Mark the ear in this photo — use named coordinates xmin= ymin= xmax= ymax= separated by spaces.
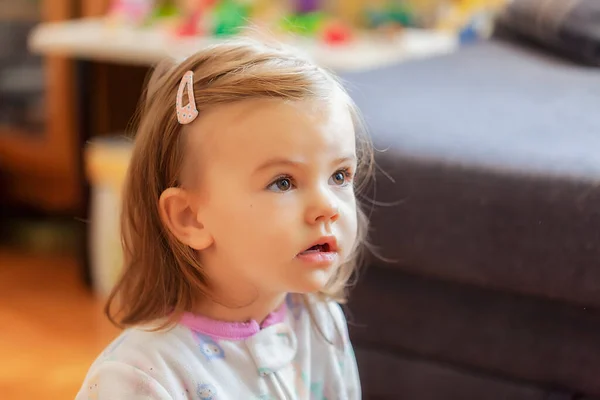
xmin=158 ymin=187 xmax=213 ymax=250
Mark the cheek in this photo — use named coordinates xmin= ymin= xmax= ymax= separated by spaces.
xmin=209 ymin=192 xmax=298 ymax=247
xmin=201 ymin=172 xmax=256 ymax=231
xmin=245 ymin=195 xmax=300 ymax=238
xmin=340 ymin=195 xmax=359 ymax=242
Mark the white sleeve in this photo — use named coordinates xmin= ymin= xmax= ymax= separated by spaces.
xmin=75 ymin=361 xmax=173 ymax=400
xmin=344 ymin=337 xmax=362 ymax=400
xmin=329 ymin=302 xmax=362 ymax=400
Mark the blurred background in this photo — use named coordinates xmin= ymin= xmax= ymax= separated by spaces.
xmin=1 ymin=0 xmax=600 ymax=399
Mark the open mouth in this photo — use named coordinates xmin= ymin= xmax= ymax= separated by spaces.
xmin=302 ymin=243 xmax=331 ymax=253
xmin=297 ymin=237 xmax=338 ymax=265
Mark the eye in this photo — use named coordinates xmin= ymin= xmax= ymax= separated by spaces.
xmin=329 ymin=169 xmax=352 ymax=186
xmin=267 ymin=176 xmax=295 ymax=192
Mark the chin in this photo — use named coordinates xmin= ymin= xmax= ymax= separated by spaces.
xmin=288 ymin=269 xmax=333 ymax=294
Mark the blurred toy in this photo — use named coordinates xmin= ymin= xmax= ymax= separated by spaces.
xmin=212 ymin=0 xmax=252 ymax=36
xmin=294 ymin=0 xmax=320 ymax=14
xmin=173 ymin=0 xmax=217 ymax=37
xmin=365 ymin=0 xmax=415 ymax=29
xmin=322 ymin=20 xmax=352 ymax=45
xmin=107 ymin=0 xmax=155 ymax=26
xmin=435 ymin=0 xmax=507 ymax=43
xmin=277 ymin=0 xmax=357 ymax=45
xmin=250 ymin=0 xmax=286 ymax=32
xmin=145 ymin=0 xmax=180 ymax=27
xmin=362 ymin=0 xmax=415 ymax=40
xmin=279 ymin=11 xmax=326 ymax=36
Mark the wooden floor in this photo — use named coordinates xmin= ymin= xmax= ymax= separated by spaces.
xmin=0 ymin=249 xmax=119 ymax=399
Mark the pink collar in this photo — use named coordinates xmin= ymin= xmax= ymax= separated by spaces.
xmin=179 ymin=301 xmax=288 ymax=341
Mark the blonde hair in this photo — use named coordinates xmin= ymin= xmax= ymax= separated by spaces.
xmin=105 ymin=38 xmax=374 ymax=329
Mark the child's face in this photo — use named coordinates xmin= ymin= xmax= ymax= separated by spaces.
xmin=187 ymin=96 xmax=358 ymax=299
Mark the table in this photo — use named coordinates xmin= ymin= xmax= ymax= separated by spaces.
xmin=29 ymin=18 xmax=457 ymax=71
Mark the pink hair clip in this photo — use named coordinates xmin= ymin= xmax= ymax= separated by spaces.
xmin=176 ymin=70 xmax=199 ymax=124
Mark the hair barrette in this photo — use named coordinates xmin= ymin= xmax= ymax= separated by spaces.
xmin=176 ymin=70 xmax=199 ymax=124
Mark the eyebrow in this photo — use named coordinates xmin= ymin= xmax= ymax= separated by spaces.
xmin=254 ymin=155 xmax=357 ymax=174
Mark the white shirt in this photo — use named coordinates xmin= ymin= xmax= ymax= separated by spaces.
xmin=76 ymin=294 xmax=361 ymax=399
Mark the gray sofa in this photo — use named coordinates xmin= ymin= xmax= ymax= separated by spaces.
xmin=343 ymin=38 xmax=600 ymax=399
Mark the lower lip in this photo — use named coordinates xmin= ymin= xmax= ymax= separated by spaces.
xmin=296 ymin=251 xmax=338 ymax=266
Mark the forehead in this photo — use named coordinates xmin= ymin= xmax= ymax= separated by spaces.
xmin=189 ymin=96 xmax=356 ymax=172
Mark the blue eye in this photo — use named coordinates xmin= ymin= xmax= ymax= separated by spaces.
xmin=267 ymin=176 xmax=295 ymax=192
xmin=329 ymin=169 xmax=352 ymax=186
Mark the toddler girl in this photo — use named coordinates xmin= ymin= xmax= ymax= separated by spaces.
xmin=77 ymin=38 xmax=373 ymax=400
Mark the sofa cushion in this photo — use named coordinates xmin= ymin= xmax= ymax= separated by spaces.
xmin=348 ymin=265 xmax=600 ymax=396
xmin=355 ymin=347 xmax=559 ymax=400
xmin=342 ymin=39 xmax=600 ymax=306
xmin=496 ymin=0 xmax=600 ymax=66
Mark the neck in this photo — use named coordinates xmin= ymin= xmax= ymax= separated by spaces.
xmin=193 ymin=291 xmax=287 ymax=325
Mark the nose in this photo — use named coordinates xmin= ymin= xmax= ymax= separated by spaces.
xmin=305 ymin=187 xmax=340 ymax=225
